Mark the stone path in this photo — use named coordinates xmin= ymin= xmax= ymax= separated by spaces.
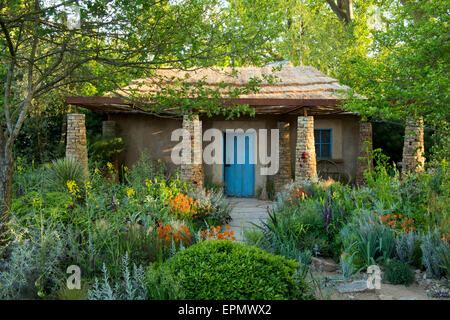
xmin=225 ymin=198 xmax=273 ymax=242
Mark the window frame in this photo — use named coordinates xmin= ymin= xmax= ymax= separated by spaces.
xmin=314 ymin=128 xmax=332 ymax=159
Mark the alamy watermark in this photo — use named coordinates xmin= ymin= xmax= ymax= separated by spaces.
xmin=366 ymin=265 xmax=382 ymax=289
xmin=171 ymin=128 xmax=280 ymax=175
xmin=66 ymin=265 xmax=81 ymax=290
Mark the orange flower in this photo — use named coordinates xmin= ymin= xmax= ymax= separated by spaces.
xmin=200 ymin=225 xmax=235 ymax=241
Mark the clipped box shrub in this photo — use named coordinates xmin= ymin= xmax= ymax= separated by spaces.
xmin=384 ymin=259 xmax=414 ymax=286
xmin=149 ymin=240 xmax=311 ymax=300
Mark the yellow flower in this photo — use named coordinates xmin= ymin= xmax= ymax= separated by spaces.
xmin=66 ymin=180 xmax=80 ymax=196
xmin=85 ymin=180 xmax=92 ymax=190
xmin=32 ymin=196 xmax=41 ymax=207
xmin=107 ymin=162 xmax=113 ymax=170
xmin=126 ymin=187 xmax=136 ymax=199
xmin=94 ymin=168 xmax=101 ymax=175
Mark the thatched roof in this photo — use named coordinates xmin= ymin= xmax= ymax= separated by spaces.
xmin=67 ymin=65 xmax=360 ymax=116
xmin=112 ymin=65 xmax=351 ymax=101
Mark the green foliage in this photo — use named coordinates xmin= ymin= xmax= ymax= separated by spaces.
xmin=257 ymin=207 xmax=311 ymax=260
xmin=157 ymin=240 xmax=311 ymax=300
xmin=244 ymin=228 xmax=266 ymax=249
xmin=340 ymin=252 xmax=356 ymax=281
xmin=126 ymin=151 xmax=167 ymax=188
xmin=0 ymin=226 xmax=70 ymax=299
xmin=12 ymin=158 xmax=47 ymax=196
xmin=11 ymin=191 xmax=73 ymax=224
xmin=56 ymin=284 xmax=89 ymax=300
xmin=88 ymin=135 xmax=125 ymax=168
xmin=145 ymin=263 xmax=186 ymax=300
xmin=343 ymin=1 xmax=449 ymax=162
xmin=46 ymin=158 xmax=87 ymax=192
xmin=13 ymin=92 xmax=67 ymax=164
xmin=88 ymin=254 xmax=147 ymax=300
xmin=349 ymin=214 xmax=395 ymax=267
xmin=420 ymin=229 xmax=448 ymax=279
xmin=190 ymin=188 xmax=232 ymax=226
xmin=384 ymin=259 xmax=414 ymax=286
xmin=411 ymin=240 xmax=423 ymax=270
xmin=395 ymin=231 xmax=416 ymax=264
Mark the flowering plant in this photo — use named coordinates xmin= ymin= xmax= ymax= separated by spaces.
xmin=374 ymin=213 xmax=416 ymax=233
xmin=168 ymin=193 xmax=204 ymax=220
xmin=199 ymin=225 xmax=235 ymax=241
xmin=157 ymin=222 xmax=192 ymax=247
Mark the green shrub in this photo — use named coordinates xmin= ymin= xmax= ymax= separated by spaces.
xmin=11 ymin=191 xmax=73 ymax=223
xmin=145 ymin=263 xmax=186 ymax=300
xmin=88 ymin=135 xmax=124 ymax=167
xmin=421 ymin=229 xmax=448 ymax=278
xmin=339 ymin=212 xmax=395 ymax=268
xmin=47 ymin=158 xmax=87 ymax=191
xmin=395 ymin=231 xmax=416 ymax=264
xmin=151 ymin=240 xmax=311 ymax=300
xmin=126 ymin=151 xmax=166 ymax=187
xmin=384 ymin=259 xmax=414 ymax=286
xmin=0 ymin=227 xmax=68 ymax=299
xmin=190 ymin=188 xmax=232 ymax=226
xmin=411 ymin=239 xmax=423 ymax=269
xmin=88 ymin=253 xmax=147 ymax=300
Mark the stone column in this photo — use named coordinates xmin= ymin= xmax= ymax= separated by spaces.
xmin=180 ymin=115 xmax=204 ymax=189
xmin=295 ymin=116 xmax=317 ymax=182
xmin=66 ymin=113 xmax=88 ymax=171
xmin=402 ymin=118 xmax=425 ymax=175
xmin=102 ymin=120 xmax=116 ymax=138
xmin=356 ymin=121 xmax=373 ymax=185
xmin=274 ymin=122 xmax=292 ymax=193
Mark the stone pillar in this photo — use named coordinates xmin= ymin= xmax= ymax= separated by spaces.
xmin=180 ymin=115 xmax=204 ymax=189
xmin=295 ymin=116 xmax=317 ymax=182
xmin=66 ymin=113 xmax=88 ymax=171
xmin=274 ymin=122 xmax=292 ymax=193
xmin=355 ymin=121 xmax=373 ymax=185
xmin=102 ymin=120 xmax=116 ymax=138
xmin=402 ymin=118 xmax=425 ymax=175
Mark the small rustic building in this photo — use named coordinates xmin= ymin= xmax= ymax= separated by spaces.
xmin=66 ymin=65 xmax=374 ymax=197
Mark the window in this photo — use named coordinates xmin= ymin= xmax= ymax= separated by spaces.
xmin=314 ymin=129 xmax=332 ymax=159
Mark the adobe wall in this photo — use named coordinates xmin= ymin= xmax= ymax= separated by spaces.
xmin=109 ymin=113 xmax=182 ymax=174
xmin=109 ymin=113 xmax=361 ymax=188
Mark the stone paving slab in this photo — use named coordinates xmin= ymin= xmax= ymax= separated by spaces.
xmin=224 ymin=197 xmax=273 ymax=242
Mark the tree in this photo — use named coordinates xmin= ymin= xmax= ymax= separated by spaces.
xmin=343 ymin=0 xmax=449 ymax=162
xmin=229 ymin=0 xmax=376 ymax=80
xmin=325 ymin=0 xmax=353 ymax=24
xmin=0 ymin=0 xmax=276 ymax=241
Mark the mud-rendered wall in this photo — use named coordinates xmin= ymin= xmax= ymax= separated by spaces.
xmin=109 ymin=114 xmax=182 ymax=174
xmin=110 ymin=113 xmax=361 ymax=188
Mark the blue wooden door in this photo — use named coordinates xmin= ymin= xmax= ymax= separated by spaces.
xmin=223 ymin=131 xmax=255 ymax=197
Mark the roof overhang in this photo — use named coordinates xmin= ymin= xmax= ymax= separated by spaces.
xmin=66 ymin=96 xmax=357 ymax=116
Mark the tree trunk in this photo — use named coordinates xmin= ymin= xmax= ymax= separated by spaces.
xmin=0 ymin=151 xmax=14 ymax=245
